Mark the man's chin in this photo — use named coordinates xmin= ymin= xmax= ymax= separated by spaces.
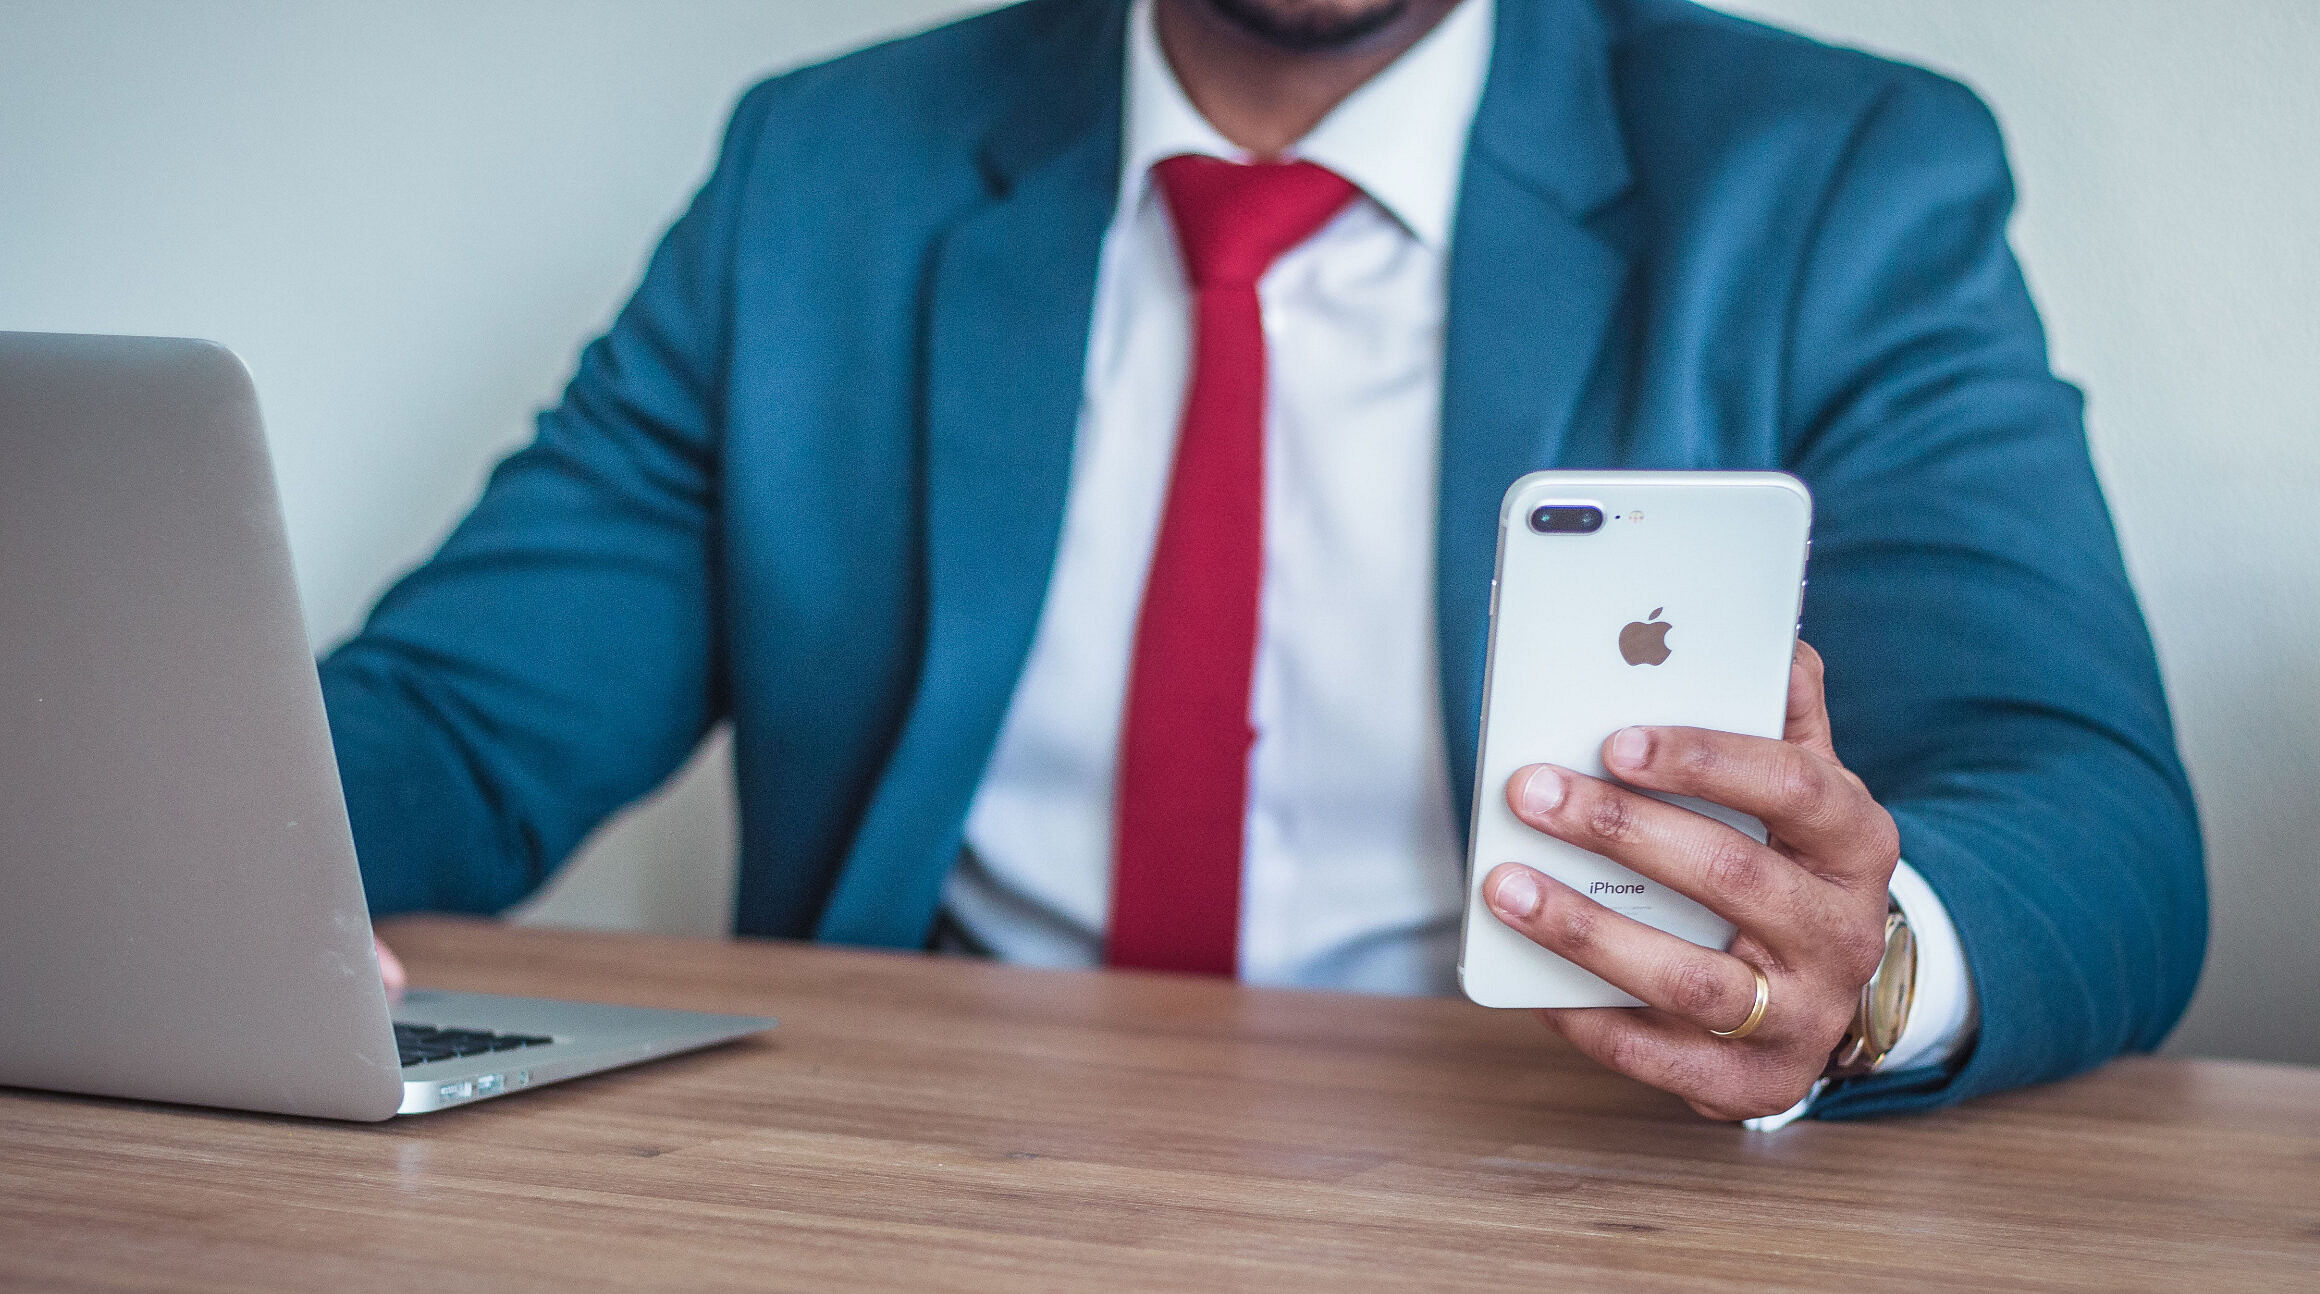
xmin=1197 ymin=0 xmax=1414 ymax=54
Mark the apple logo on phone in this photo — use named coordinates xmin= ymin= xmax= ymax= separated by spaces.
xmin=1619 ymin=607 xmax=1673 ymax=666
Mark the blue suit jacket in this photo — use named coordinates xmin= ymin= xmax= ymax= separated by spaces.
xmin=321 ymin=0 xmax=2205 ymax=1116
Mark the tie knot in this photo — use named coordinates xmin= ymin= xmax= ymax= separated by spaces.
xmin=1153 ymin=155 xmax=1360 ymax=290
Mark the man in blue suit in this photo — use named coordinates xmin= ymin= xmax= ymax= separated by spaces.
xmin=326 ymin=0 xmax=2205 ymax=1123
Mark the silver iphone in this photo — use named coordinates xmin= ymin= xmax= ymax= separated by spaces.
xmin=1459 ymin=471 xmax=1813 ymax=1009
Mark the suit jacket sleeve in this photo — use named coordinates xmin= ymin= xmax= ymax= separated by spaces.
xmin=1784 ymin=70 xmax=2206 ymax=1115
xmin=318 ymin=83 xmax=779 ymax=916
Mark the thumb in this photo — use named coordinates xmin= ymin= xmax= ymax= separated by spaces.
xmin=1785 ymin=640 xmax=1839 ymax=763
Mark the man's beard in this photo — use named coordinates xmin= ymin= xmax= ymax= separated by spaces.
xmin=1197 ymin=0 xmax=1413 ymax=53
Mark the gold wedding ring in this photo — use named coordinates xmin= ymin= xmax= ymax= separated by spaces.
xmin=1710 ymin=965 xmax=1771 ymax=1040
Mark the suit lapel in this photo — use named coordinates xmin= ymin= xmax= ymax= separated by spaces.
xmin=1436 ymin=0 xmax=1635 ymax=829
xmin=815 ymin=3 xmax=1127 ymax=947
xmin=817 ymin=0 xmax=1637 ymax=940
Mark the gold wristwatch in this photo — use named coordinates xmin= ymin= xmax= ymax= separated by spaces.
xmin=1825 ymin=902 xmax=1917 ymax=1078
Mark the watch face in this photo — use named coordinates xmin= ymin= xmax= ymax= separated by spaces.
xmin=1864 ymin=912 xmax=1918 ymax=1059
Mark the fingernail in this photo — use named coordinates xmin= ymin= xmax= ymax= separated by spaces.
xmin=1608 ymin=726 xmax=1651 ymax=771
xmin=1520 ymin=765 xmax=1566 ymax=816
xmin=1491 ymin=866 xmax=1544 ymax=920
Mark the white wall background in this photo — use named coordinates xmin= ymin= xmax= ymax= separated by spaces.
xmin=3 ymin=0 xmax=2313 ymax=1064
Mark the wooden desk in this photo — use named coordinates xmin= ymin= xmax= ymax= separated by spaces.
xmin=3 ymin=918 xmax=2314 ymax=1290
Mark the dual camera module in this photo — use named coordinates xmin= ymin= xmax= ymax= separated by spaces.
xmin=1529 ymin=505 xmax=1604 ymax=534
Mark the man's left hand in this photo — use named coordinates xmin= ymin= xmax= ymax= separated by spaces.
xmin=1481 ymin=642 xmax=1900 ymax=1121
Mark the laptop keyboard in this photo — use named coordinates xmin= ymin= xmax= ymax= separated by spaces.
xmin=394 ymin=1021 xmax=555 ymax=1068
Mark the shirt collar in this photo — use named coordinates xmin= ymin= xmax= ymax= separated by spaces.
xmin=1118 ymin=0 xmax=1496 ymax=249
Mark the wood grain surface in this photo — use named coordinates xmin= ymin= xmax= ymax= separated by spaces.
xmin=3 ymin=916 xmax=2315 ymax=1291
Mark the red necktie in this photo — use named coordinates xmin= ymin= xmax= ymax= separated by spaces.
xmin=1107 ymin=155 xmax=1358 ymax=975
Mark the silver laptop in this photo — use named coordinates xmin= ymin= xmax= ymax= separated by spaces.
xmin=0 ymin=332 xmax=773 ymax=1120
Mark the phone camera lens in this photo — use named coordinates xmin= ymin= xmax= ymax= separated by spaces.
xmin=1529 ymin=505 xmax=1604 ymax=535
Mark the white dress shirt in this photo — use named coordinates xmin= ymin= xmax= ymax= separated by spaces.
xmin=944 ymin=0 xmax=1973 ymax=1090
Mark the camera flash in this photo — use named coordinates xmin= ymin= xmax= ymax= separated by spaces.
xmin=1628 ymin=510 xmax=1645 ymax=522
